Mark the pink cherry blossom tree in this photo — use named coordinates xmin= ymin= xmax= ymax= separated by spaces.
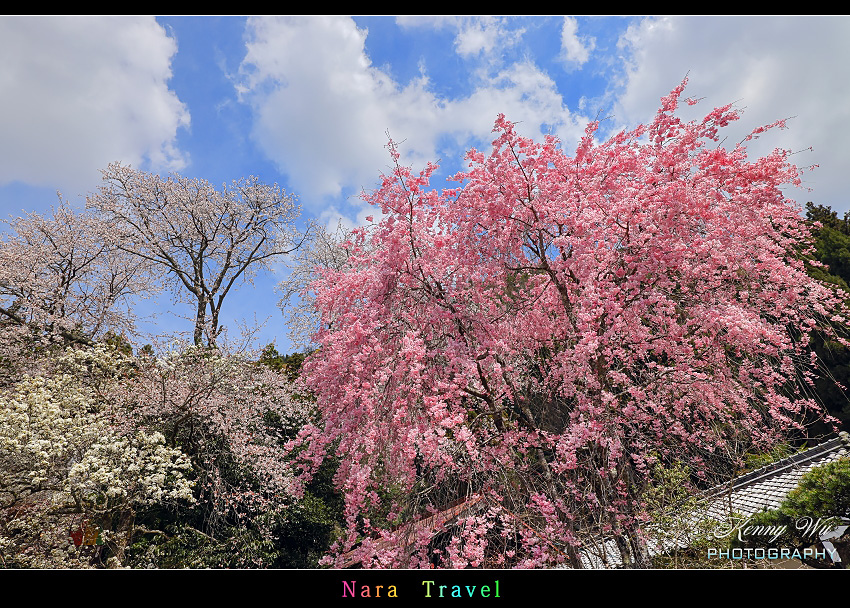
xmin=88 ymin=164 xmax=305 ymax=346
xmin=295 ymin=80 xmax=846 ymax=568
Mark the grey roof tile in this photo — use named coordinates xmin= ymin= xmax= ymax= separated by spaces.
xmin=580 ymin=432 xmax=850 ymax=568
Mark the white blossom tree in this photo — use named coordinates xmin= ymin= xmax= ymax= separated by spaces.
xmin=277 ymin=220 xmax=356 ymax=351
xmin=67 ymin=429 xmax=195 ymax=566
xmin=89 ymin=163 xmax=305 ymax=346
xmin=0 ymin=201 xmax=152 ymax=363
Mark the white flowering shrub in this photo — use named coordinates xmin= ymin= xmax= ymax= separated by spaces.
xmin=68 ymin=430 xmax=195 ymax=509
xmin=0 ymin=372 xmax=102 ymax=497
xmin=0 ymin=344 xmax=195 ymax=567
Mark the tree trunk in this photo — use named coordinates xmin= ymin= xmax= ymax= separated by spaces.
xmin=194 ymin=296 xmax=207 ymax=346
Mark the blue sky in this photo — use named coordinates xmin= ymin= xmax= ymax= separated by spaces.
xmin=2 ymin=15 xmax=849 ymax=355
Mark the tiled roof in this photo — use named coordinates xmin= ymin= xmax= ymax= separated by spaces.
xmin=704 ymin=431 xmax=850 ymax=521
xmin=579 ymin=431 xmax=850 ymax=568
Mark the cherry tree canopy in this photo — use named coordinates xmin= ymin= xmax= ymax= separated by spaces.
xmin=88 ymin=164 xmax=304 ymax=346
xmin=295 ymin=80 xmax=846 ymax=568
xmin=0 ymin=202 xmax=150 ymax=349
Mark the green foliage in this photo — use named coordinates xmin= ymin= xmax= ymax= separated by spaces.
xmin=782 ymin=456 xmax=850 ymax=519
xmin=651 ymin=457 xmax=850 ymax=568
xmin=802 ymin=203 xmax=850 ymax=432
xmin=731 ymin=457 xmax=850 ymax=568
xmin=804 ymin=201 xmax=850 ymax=291
xmin=741 ymin=443 xmax=805 ymax=473
xmin=123 ymin=345 xmax=344 ymax=568
xmin=258 ymin=343 xmax=306 ymax=381
xmin=272 ymin=488 xmax=342 ymax=568
xmin=127 ymin=453 xmax=345 ymax=568
xmin=642 ymin=462 xmax=732 ymax=568
xmin=650 ymin=519 xmax=733 ymax=569
xmin=102 ymin=332 xmax=134 ymax=357
xmin=126 ymin=521 xmax=282 ymax=569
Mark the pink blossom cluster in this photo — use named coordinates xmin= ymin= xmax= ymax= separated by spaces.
xmin=297 ymin=80 xmax=846 ymax=568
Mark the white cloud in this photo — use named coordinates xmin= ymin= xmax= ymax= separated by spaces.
xmin=238 ymin=16 xmax=438 ymax=205
xmin=454 ymin=16 xmax=524 ymax=59
xmin=442 ymin=61 xmax=587 ymax=148
xmin=613 ymin=16 xmax=850 ymax=211
xmin=0 ymin=16 xmax=189 ymax=197
xmin=238 ymin=16 xmax=583 ymax=214
xmin=455 ymin=21 xmax=496 ymax=57
xmin=395 ymin=16 xmax=459 ymax=30
xmin=559 ymin=17 xmax=595 ymax=69
xmin=397 ymin=16 xmax=525 ymax=65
